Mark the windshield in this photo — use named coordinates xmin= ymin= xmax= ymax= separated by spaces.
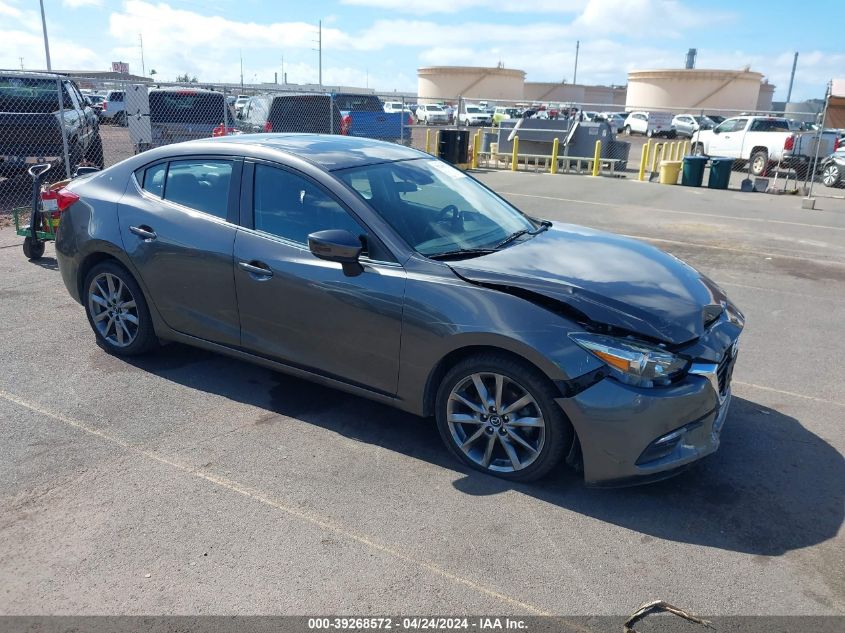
xmin=0 ymin=76 xmax=71 ymax=112
xmin=337 ymin=158 xmax=536 ymax=257
xmin=149 ymin=91 xmax=226 ymax=124
xmin=466 ymin=107 xmax=481 ymax=113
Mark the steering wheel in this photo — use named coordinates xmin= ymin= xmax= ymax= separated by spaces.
xmin=434 ymin=204 xmax=463 ymax=232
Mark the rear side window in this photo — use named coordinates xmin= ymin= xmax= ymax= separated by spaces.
xmin=140 ymin=162 xmax=167 ymax=197
xmin=164 ymin=160 xmax=233 ymax=219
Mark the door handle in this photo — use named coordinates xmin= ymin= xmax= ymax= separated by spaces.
xmin=129 ymin=225 xmax=157 ymax=240
xmin=239 ymin=261 xmax=273 ymax=278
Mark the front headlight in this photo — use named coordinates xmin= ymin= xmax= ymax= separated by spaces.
xmin=569 ymin=332 xmax=688 ymax=388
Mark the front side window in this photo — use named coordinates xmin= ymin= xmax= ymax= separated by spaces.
xmin=253 ymin=164 xmax=366 ymax=247
xmin=338 ymin=158 xmax=536 ymax=257
xmin=163 ymin=159 xmax=233 ymax=219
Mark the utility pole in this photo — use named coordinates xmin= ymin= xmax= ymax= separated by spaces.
xmin=240 ymin=50 xmax=244 ymax=91
xmin=573 ymin=40 xmax=580 ymax=85
xmin=318 ymin=20 xmax=322 ymax=86
xmin=19 ymin=57 xmax=24 ymax=69
xmin=139 ymin=33 xmax=146 ymax=77
xmin=38 ymin=0 xmax=71 ymax=178
xmin=786 ymin=51 xmax=799 ymax=103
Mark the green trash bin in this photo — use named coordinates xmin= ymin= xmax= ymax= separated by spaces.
xmin=681 ymin=156 xmax=708 ymax=187
xmin=708 ymin=157 xmax=732 ymax=189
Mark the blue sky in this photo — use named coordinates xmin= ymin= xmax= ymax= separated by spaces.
xmin=0 ymin=0 xmax=841 ymax=101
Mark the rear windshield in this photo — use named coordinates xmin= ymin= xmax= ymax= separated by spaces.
xmin=749 ymin=119 xmax=790 ymax=132
xmin=269 ymin=95 xmax=342 ymax=133
xmin=333 ymin=94 xmax=383 ymax=112
xmin=0 ymin=76 xmax=70 ymax=112
xmin=149 ymin=91 xmax=227 ymax=124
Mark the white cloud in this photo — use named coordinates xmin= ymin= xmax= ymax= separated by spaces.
xmin=340 ymin=0 xmax=587 ymax=14
xmin=63 ymin=0 xmax=104 ymax=7
xmin=0 ymin=1 xmax=22 ymax=18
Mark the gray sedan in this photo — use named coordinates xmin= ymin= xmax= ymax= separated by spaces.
xmin=54 ymin=134 xmax=743 ymax=486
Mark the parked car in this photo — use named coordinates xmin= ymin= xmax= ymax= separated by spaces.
xmin=333 ymin=93 xmax=409 ymax=141
xmin=671 ymin=114 xmax=714 ymax=138
xmin=86 ymin=93 xmax=106 ymax=117
xmin=149 ymin=87 xmax=235 ymax=146
xmin=384 ymin=101 xmax=412 ymax=115
xmin=820 ymin=146 xmax=845 ymax=187
xmin=99 ymin=89 xmax=126 ymax=126
xmin=416 ymin=104 xmax=448 ymax=125
xmin=233 ymin=95 xmax=250 ymax=116
xmin=240 ymin=94 xmax=343 ymax=134
xmin=55 ymin=134 xmax=743 ymax=486
xmin=0 ymin=71 xmax=103 ymax=177
xmin=595 ymin=112 xmax=625 ymax=133
xmin=492 ymin=106 xmax=520 ymax=126
xmin=623 ymin=111 xmax=676 ymax=138
xmin=707 ymin=115 xmax=726 ymax=125
xmin=692 ymin=116 xmax=839 ymax=177
xmin=460 ymin=105 xmax=492 ymax=126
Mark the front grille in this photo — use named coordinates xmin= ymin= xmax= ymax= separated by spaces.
xmin=716 ymin=346 xmax=737 ymax=396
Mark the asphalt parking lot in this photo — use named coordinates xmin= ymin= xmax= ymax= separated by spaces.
xmin=0 ymin=172 xmax=843 ymax=618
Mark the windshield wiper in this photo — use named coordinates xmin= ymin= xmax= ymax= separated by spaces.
xmin=494 ymin=221 xmax=551 ymax=249
xmin=426 ymin=248 xmax=498 ymax=261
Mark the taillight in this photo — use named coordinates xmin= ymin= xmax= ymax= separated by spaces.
xmin=340 ymin=115 xmax=352 ymax=135
xmin=407 ymin=114 xmax=413 ymax=126
xmin=56 ymin=188 xmax=80 ymax=211
xmin=784 ymin=135 xmax=795 ymax=151
xmin=263 ymin=120 xmax=273 ymax=132
xmin=212 ymin=124 xmax=226 ymax=137
xmin=102 ymin=101 xmax=107 ymax=111
xmin=835 ymin=137 xmax=841 ymax=152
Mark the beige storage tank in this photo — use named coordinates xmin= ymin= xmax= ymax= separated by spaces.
xmin=626 ymin=69 xmax=767 ymax=112
xmin=417 ymin=66 xmax=525 ymax=102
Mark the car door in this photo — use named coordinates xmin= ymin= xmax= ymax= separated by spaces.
xmin=118 ymin=156 xmax=243 ymax=346
xmin=710 ymin=118 xmax=747 ymax=157
xmin=234 ymin=161 xmax=406 ymax=396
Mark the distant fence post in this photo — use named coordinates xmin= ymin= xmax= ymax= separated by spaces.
xmin=400 ymin=95 xmax=405 ymax=144
xmin=329 ymin=91 xmax=335 ymax=135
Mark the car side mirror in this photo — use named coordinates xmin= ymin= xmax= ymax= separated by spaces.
xmin=308 ymin=229 xmax=364 ymax=277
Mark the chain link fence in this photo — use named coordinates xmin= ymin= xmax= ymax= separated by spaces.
xmin=2 ymin=70 xmax=842 ymax=214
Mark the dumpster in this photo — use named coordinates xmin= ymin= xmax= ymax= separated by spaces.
xmin=438 ymin=129 xmax=470 ymax=167
xmin=708 ymin=157 xmax=733 ymax=189
xmin=681 ymin=156 xmax=708 ymax=187
xmin=659 ymin=160 xmax=682 ymax=184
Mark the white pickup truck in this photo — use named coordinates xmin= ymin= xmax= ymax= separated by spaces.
xmin=691 ymin=116 xmax=837 ymax=177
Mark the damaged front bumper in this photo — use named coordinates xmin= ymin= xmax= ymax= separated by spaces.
xmin=556 ymin=355 xmax=734 ymax=487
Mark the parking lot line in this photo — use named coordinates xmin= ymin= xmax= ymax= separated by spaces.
xmin=718 ymin=280 xmax=845 ymax=302
xmin=0 ymin=387 xmax=594 ymax=621
xmin=733 ymin=382 xmax=845 ymax=408
xmin=619 ymin=234 xmax=845 ymax=266
xmin=498 ymin=191 xmax=845 ymax=233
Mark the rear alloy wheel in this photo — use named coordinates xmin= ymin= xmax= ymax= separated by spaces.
xmin=822 ymin=163 xmax=841 ymax=187
xmin=436 ymin=354 xmax=571 ymax=481
xmin=84 ymin=262 xmax=156 ymax=355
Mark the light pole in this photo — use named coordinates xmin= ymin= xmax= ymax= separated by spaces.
xmin=39 ymin=0 xmax=72 ymax=178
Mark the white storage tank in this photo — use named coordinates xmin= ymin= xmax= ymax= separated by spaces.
xmin=626 ymin=69 xmax=768 ymax=112
xmin=417 ymin=66 xmax=525 ymax=102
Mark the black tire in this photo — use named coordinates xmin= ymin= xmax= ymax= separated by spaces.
xmin=83 ymin=261 xmax=157 ymax=356
xmin=23 ymin=237 xmax=45 ymax=261
xmin=624 ymin=125 xmax=632 ymax=136
xmin=86 ymin=134 xmax=104 ymax=169
xmin=750 ymin=150 xmax=769 ymax=176
xmin=435 ymin=353 xmax=572 ymax=482
xmin=821 ymin=163 xmax=841 ymax=188
xmin=116 ymin=111 xmax=127 ymax=127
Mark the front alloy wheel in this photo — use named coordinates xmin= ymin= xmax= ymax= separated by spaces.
xmin=436 ymin=354 xmax=571 ymax=481
xmin=822 ymin=163 xmax=841 ymax=187
xmin=88 ymin=271 xmax=139 ymax=348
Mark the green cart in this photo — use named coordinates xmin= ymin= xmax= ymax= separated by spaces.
xmin=13 ymin=163 xmax=58 ymax=261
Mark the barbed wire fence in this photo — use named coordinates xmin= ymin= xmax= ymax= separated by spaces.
xmin=1 ymin=71 xmax=839 ymax=214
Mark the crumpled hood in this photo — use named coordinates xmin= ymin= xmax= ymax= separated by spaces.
xmin=449 ymin=224 xmax=729 ymax=345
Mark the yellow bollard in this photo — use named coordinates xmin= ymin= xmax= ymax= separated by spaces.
xmin=550 ymin=137 xmax=560 ymax=174
xmin=659 ymin=142 xmax=667 ymax=166
xmin=591 ymin=140 xmax=601 ymax=176
xmin=682 ymin=140 xmax=690 ymax=158
xmin=674 ymin=142 xmax=681 ymax=161
xmin=433 ymin=130 xmax=440 ymax=158
xmin=425 ymin=129 xmax=431 ymax=154
xmin=471 ymin=130 xmax=480 ymax=169
xmin=650 ymin=142 xmax=661 ymax=174
xmin=511 ymin=136 xmax=519 ymax=172
xmin=668 ymin=142 xmax=676 ymax=161
xmin=638 ymin=141 xmax=650 ymax=181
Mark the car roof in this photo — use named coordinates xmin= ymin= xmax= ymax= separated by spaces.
xmin=0 ymin=70 xmax=68 ymax=81
xmin=163 ymin=133 xmax=429 ymax=171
